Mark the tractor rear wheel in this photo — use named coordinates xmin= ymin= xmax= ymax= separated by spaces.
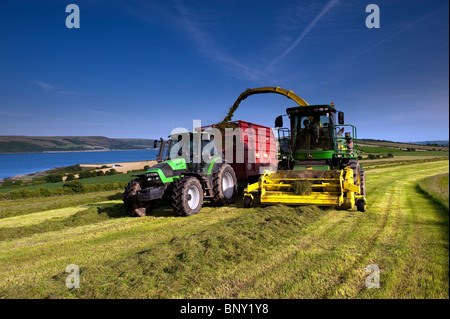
xmin=211 ymin=164 xmax=238 ymax=206
xmin=123 ymin=179 xmax=153 ymax=217
xmin=170 ymin=177 xmax=204 ymax=216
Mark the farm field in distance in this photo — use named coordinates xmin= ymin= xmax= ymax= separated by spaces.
xmin=0 ymin=159 xmax=448 ymax=299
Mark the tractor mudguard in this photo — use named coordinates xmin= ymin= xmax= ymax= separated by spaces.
xmin=206 ymin=157 xmax=223 ymax=175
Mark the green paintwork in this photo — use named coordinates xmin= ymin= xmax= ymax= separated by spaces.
xmin=293 ymin=150 xmax=335 ymax=160
xmin=165 ymin=158 xmax=187 ymax=170
xmin=145 ymin=168 xmax=179 ymax=184
xmin=144 ymin=158 xmax=188 ymax=184
xmin=293 ymin=165 xmax=330 ymax=171
xmin=207 ymin=157 xmax=221 ymax=175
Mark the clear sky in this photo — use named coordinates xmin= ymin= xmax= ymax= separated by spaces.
xmin=0 ymin=0 xmax=448 ymax=142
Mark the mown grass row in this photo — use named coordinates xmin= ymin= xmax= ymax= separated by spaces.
xmin=417 ymin=173 xmax=449 ymax=210
xmin=0 ymin=160 xmax=448 ymax=298
xmin=0 ymin=191 xmax=123 ymax=219
xmin=362 ymin=156 xmax=449 ymax=170
xmin=0 ymin=182 xmax=127 ymax=201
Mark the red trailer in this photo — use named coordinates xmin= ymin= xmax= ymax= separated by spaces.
xmin=200 ymin=120 xmax=278 ymax=181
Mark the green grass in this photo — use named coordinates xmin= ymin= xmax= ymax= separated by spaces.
xmin=0 ymin=171 xmax=145 ymax=194
xmin=359 ymin=146 xmax=400 ymax=153
xmin=361 ymin=157 xmax=449 ymax=169
xmin=358 ymin=146 xmax=449 ymax=158
xmin=418 ymin=173 xmax=449 ymax=210
xmin=0 ymin=160 xmax=448 ymax=299
xmin=393 ymin=151 xmax=449 ymax=156
xmin=0 ymin=191 xmax=122 ymax=219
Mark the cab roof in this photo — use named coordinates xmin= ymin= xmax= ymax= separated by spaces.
xmin=286 ymin=104 xmax=336 ymax=115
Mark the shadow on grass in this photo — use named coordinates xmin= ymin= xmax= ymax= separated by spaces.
xmin=103 ymin=200 xmax=178 ymax=218
xmin=415 ymin=183 xmax=449 ymax=247
xmin=415 ymin=184 xmax=449 ymax=212
xmin=107 ymin=192 xmax=123 ymax=200
xmin=152 ymin=205 xmax=177 ymax=218
xmin=97 ymin=203 xmax=128 ymax=219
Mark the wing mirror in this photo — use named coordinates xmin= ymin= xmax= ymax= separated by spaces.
xmin=275 ymin=115 xmax=283 ymax=127
xmin=338 ymin=112 xmax=344 ymax=125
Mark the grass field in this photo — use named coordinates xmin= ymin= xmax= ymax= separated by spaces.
xmin=358 ymin=146 xmax=449 ymax=157
xmin=358 ymin=146 xmax=400 ymax=153
xmin=418 ymin=173 xmax=449 ymax=210
xmin=0 ymin=171 xmax=145 ymax=194
xmin=0 ymin=160 xmax=448 ymax=299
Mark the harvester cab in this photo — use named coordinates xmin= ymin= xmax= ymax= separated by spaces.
xmin=123 ymin=131 xmax=238 ymax=217
xmin=241 ymin=87 xmax=366 ymax=212
xmin=276 ymin=104 xmax=358 ymax=170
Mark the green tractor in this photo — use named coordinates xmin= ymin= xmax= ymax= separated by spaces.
xmin=123 ymin=131 xmax=238 ymax=217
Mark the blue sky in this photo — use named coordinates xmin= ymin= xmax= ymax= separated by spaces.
xmin=0 ymin=0 xmax=448 ymax=142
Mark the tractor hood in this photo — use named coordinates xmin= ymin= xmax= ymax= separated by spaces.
xmin=144 ymin=158 xmax=188 ymax=183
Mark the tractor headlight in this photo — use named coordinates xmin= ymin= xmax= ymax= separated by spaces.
xmin=146 ymin=172 xmax=160 ymax=181
xmin=146 ymin=172 xmax=159 ymax=177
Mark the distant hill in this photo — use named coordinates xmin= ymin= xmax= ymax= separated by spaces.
xmin=1 ymin=136 xmax=448 ymax=154
xmin=358 ymin=139 xmax=449 ymax=151
xmin=0 ymin=136 xmax=157 ymax=153
xmin=410 ymin=140 xmax=449 ymax=146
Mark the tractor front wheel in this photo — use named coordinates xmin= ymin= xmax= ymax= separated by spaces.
xmin=171 ymin=177 xmax=204 ymax=216
xmin=123 ymin=179 xmax=153 ymax=217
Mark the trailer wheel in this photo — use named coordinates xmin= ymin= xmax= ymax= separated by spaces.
xmin=211 ymin=164 xmax=238 ymax=206
xmin=171 ymin=177 xmax=204 ymax=216
xmin=123 ymin=179 xmax=153 ymax=217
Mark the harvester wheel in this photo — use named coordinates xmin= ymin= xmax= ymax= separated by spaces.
xmin=347 ymin=159 xmax=360 ymax=185
xmin=359 ymin=168 xmax=366 ymax=197
xmin=356 ymin=199 xmax=366 ymax=212
xmin=243 ymin=196 xmax=253 ymax=208
xmin=170 ymin=177 xmax=204 ymax=216
xmin=211 ymin=164 xmax=238 ymax=206
xmin=123 ymin=179 xmax=153 ymax=217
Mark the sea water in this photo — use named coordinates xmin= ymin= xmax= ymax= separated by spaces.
xmin=0 ymin=149 xmax=159 ymax=179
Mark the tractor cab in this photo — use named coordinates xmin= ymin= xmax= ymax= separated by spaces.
xmin=157 ymin=131 xmax=221 ymax=173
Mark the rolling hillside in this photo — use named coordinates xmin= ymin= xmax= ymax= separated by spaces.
xmin=0 ymin=136 xmax=157 ymax=153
